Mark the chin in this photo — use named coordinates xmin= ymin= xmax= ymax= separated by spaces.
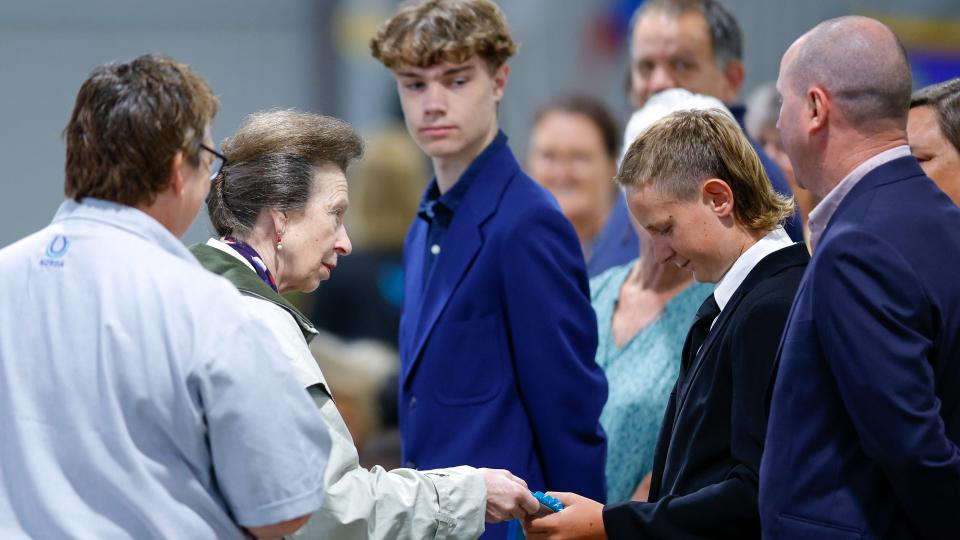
xmin=422 ymin=139 xmax=465 ymax=159
xmin=303 ymin=276 xmax=324 ymax=293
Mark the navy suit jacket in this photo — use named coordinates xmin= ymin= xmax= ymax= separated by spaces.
xmin=760 ymin=156 xmax=960 ymax=539
xmin=398 ymin=138 xmax=608 ymax=539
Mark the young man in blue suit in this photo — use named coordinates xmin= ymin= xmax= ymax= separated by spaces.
xmin=760 ymin=17 xmax=960 ymax=539
xmin=525 ymin=110 xmax=808 ymax=540
xmin=370 ymin=1 xmax=608 ymax=538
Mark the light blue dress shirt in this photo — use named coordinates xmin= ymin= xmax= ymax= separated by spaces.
xmin=591 ymin=262 xmax=712 ymax=503
xmin=0 ymin=199 xmax=330 ymax=539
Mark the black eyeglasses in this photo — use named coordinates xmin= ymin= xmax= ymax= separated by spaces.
xmin=200 ymin=144 xmax=227 ymax=180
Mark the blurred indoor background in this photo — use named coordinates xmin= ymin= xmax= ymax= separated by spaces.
xmin=2 ymin=0 xmax=958 ymax=249
xmin=2 ymin=0 xmax=956 ymax=453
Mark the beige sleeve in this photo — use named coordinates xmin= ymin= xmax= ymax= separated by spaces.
xmin=237 ymin=297 xmax=487 ymax=540
xmin=293 ymin=386 xmax=486 ymax=540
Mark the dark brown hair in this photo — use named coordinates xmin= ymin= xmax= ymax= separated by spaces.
xmin=911 ymin=77 xmax=960 ymax=154
xmin=617 ymin=109 xmax=793 ymax=231
xmin=532 ymin=95 xmax=621 ymax=160
xmin=208 ymin=109 xmax=364 ymax=238
xmin=63 ymin=54 xmax=218 ymax=206
xmin=370 ymin=0 xmax=518 ymax=71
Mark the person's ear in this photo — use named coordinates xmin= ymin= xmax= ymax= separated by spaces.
xmin=492 ymin=63 xmax=510 ymax=103
xmin=703 ymin=178 xmax=735 ymax=219
xmin=168 ymin=150 xmax=186 ymax=197
xmin=723 ymin=59 xmax=746 ymax=100
xmin=808 ymin=86 xmax=829 ymax=134
xmin=270 ymin=208 xmax=288 ymax=238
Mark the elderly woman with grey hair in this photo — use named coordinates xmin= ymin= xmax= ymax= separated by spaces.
xmin=908 ymin=77 xmax=960 ymax=206
xmin=190 ymin=109 xmax=537 ymax=540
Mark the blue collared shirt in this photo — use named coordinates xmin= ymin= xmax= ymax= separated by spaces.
xmin=417 ymin=130 xmax=508 ymax=287
xmin=0 ymin=198 xmax=330 ymax=538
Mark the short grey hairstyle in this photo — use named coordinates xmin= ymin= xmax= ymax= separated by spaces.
xmin=207 ymin=109 xmax=363 ymax=238
xmin=788 ymin=16 xmax=912 ymax=132
xmin=911 ymin=77 xmax=960 ymax=155
xmin=631 ymin=0 xmax=743 ymax=68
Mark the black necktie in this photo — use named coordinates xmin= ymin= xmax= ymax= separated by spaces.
xmin=681 ymin=294 xmax=720 ymax=371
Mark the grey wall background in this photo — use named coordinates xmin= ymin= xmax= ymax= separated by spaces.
xmin=1 ymin=0 xmax=957 ymax=248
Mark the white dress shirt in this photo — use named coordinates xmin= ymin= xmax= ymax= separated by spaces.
xmin=714 ymin=227 xmax=795 ymax=318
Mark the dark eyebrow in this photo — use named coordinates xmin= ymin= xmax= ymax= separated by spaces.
xmin=645 ymin=218 xmax=671 ymax=232
xmin=442 ymin=65 xmax=474 ymax=77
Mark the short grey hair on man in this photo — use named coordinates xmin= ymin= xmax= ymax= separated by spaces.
xmin=630 ymin=0 xmax=743 ymax=68
xmin=788 ymin=16 xmax=912 ymax=132
xmin=911 ymin=77 xmax=960 ymax=155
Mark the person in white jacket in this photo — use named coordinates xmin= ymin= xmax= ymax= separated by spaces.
xmin=190 ymin=108 xmax=539 ymax=540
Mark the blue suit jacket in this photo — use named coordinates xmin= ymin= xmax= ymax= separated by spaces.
xmin=760 ymin=156 xmax=960 ymax=539
xmin=398 ymin=140 xmax=608 ymax=539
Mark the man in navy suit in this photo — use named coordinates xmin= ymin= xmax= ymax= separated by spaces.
xmin=761 ymin=16 xmax=960 ymax=539
xmin=370 ymin=1 xmax=608 ymax=538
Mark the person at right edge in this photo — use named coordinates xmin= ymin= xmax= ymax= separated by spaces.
xmin=761 ymin=16 xmax=960 ymax=539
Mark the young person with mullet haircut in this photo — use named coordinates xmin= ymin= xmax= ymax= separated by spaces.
xmin=525 ymin=109 xmax=808 ymax=540
xmin=371 ymin=1 xmax=608 ymax=538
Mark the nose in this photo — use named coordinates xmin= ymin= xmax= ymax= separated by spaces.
xmin=422 ymin=82 xmax=446 ymax=117
xmin=538 ymin=157 xmax=571 ymax=186
xmin=335 ymin=225 xmax=352 ymax=256
xmin=648 ymin=65 xmax=678 ymax=95
xmin=651 ymin=237 xmax=674 ymax=265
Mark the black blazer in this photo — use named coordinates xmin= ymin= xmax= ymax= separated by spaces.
xmin=603 ymin=242 xmax=809 ymax=539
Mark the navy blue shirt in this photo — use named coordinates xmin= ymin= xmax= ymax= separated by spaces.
xmin=417 ymin=131 xmax=508 ymax=287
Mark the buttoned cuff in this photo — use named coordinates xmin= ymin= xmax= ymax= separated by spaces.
xmin=424 ymin=466 xmax=486 ymax=540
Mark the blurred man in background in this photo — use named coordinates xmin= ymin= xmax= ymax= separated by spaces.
xmin=908 ymin=77 xmax=960 ymax=206
xmin=621 ymin=0 xmax=802 ymax=241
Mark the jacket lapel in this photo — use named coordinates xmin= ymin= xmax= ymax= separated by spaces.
xmin=400 ymin=219 xmax=428 ymax=363
xmin=674 ymin=243 xmax=810 ymax=419
xmin=400 ymin=144 xmax=518 ymax=385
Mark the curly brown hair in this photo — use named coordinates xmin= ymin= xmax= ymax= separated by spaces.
xmin=63 ymin=54 xmax=218 ymax=207
xmin=370 ymin=0 xmax=518 ymax=71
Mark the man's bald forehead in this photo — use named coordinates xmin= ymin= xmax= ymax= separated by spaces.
xmin=786 ymin=16 xmax=911 ymax=130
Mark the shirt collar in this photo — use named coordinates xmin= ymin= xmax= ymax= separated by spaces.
xmin=808 ymin=145 xmax=911 ymax=251
xmin=418 ymin=130 xmax=509 ymax=222
xmin=52 ymin=198 xmax=196 ymax=264
xmin=206 ymin=237 xmax=256 ymax=271
xmin=713 ymin=227 xmax=793 ymax=312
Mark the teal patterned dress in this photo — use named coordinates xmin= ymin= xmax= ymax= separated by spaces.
xmin=591 ymin=262 xmax=713 ymax=503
